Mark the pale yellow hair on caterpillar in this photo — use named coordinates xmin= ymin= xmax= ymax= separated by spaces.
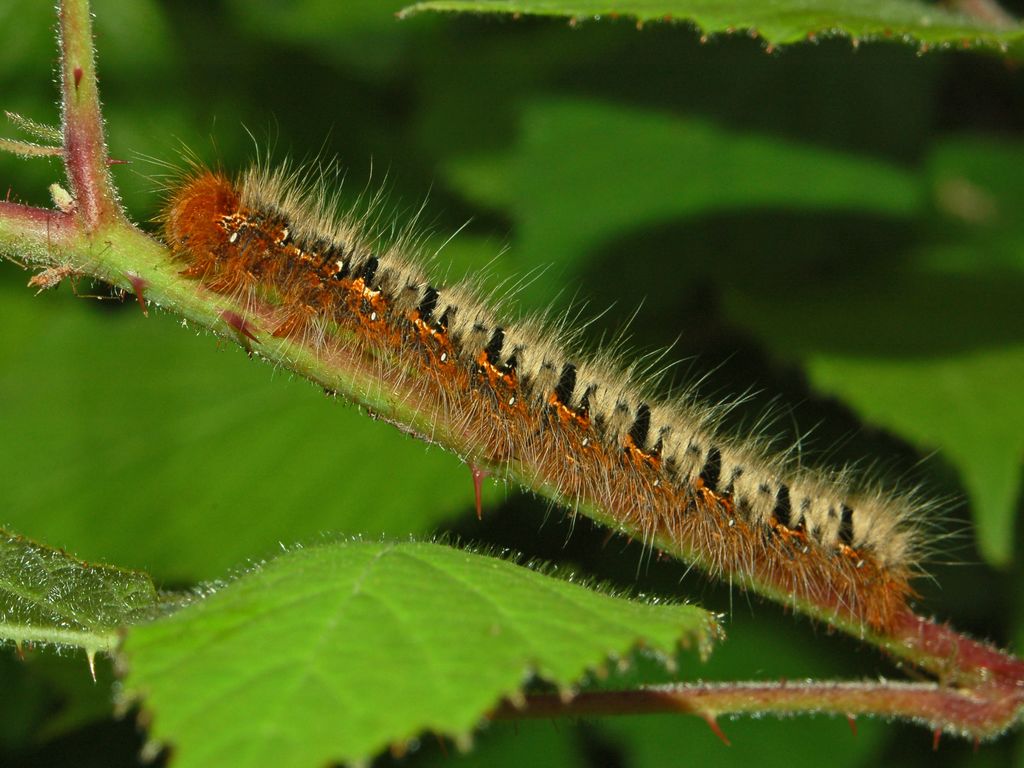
xmin=160 ymin=155 xmax=932 ymax=634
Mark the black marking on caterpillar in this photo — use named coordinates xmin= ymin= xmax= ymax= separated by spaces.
xmin=161 ymin=164 xmax=927 ymax=632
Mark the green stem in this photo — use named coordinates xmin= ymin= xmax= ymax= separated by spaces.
xmin=494 ymin=680 xmax=1022 ymax=740
xmin=0 ymin=0 xmax=1022 ymax=741
xmin=3 ymin=163 xmax=1023 ymax=708
xmin=2 ymin=625 xmax=117 ymax=655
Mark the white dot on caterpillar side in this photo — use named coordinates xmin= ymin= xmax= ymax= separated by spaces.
xmin=653 ymin=479 xmax=660 ymax=487
xmin=440 ymin=352 xmax=448 ymax=362
xmin=229 ymin=232 xmax=239 ymax=243
xmin=582 ymin=438 xmax=590 ymax=447
xmin=370 ymin=311 xmax=378 ymax=321
xmin=508 ymin=396 xmax=516 ymax=406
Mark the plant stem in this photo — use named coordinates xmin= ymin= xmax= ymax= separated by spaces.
xmin=0 ymin=203 xmax=74 ymax=243
xmin=58 ymin=0 xmax=120 ymax=230
xmin=0 ymin=0 xmax=1022 ymax=741
xmin=493 ymin=679 xmax=1020 ymax=740
xmin=2 ymin=624 xmax=118 ymax=655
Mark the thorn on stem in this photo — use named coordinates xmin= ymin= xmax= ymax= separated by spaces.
xmin=933 ymin=728 xmax=942 ymax=751
xmin=704 ymin=714 xmax=731 ymax=746
xmin=220 ymin=310 xmax=259 ymax=356
xmin=469 ymin=463 xmax=490 ymax=520
xmin=73 ymin=66 xmax=83 ymax=89
xmin=86 ymin=649 xmax=97 ymax=683
xmin=14 ymin=641 xmax=24 ymax=661
xmin=126 ymin=273 xmax=149 ymax=317
xmin=846 ymin=715 xmax=857 ymax=737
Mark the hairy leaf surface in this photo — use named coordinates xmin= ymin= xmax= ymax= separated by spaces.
xmin=0 ymin=530 xmax=157 ymax=653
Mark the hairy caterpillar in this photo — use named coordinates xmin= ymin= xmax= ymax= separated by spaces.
xmin=161 ymin=162 xmax=927 ymax=634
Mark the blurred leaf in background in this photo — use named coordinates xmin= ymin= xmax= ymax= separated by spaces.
xmin=1 ymin=0 xmax=1022 ymax=765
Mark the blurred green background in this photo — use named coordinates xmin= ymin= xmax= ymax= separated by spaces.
xmin=2 ymin=0 xmax=1023 ymax=765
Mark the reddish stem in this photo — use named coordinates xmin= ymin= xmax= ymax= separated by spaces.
xmin=0 ymin=0 xmax=1022 ymax=743
xmin=888 ymin=610 xmax=1024 ymax=688
xmin=58 ymin=0 xmax=119 ymax=230
xmin=0 ymin=202 xmax=75 ymax=242
xmin=492 ymin=679 xmax=1024 ymax=739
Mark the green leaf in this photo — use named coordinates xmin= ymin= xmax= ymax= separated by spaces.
xmin=402 ymin=0 xmax=1024 ymax=56
xmin=120 ymin=541 xmax=717 ymax=768
xmin=725 ymin=283 xmax=1024 ymax=567
xmin=601 ymin=711 xmax=886 ymax=767
xmin=0 ymin=284 xmax=475 ymax=582
xmin=93 ymin=0 xmax=174 ymax=76
xmin=445 ymin=99 xmax=920 ymax=302
xmin=0 ymin=529 xmax=158 ymax=655
xmin=805 ymin=349 xmax=1024 ymax=568
xmin=0 ymin=651 xmax=122 ymax=747
xmin=225 ymin=0 xmax=415 ymax=72
xmin=721 ymin=136 xmax=1024 ymax=567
